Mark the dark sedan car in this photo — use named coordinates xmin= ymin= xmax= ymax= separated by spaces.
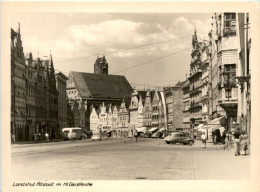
xmin=163 ymin=132 xmax=194 ymax=145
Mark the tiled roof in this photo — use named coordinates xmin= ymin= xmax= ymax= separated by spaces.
xmin=71 ymin=71 xmax=133 ymax=100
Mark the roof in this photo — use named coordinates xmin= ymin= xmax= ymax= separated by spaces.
xmin=71 ymin=71 xmax=133 ymax=100
xmin=137 ymin=90 xmax=146 ymax=105
xmin=181 ymin=79 xmax=190 ymax=90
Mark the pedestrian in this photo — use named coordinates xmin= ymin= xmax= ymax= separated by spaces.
xmin=222 ymin=130 xmax=226 ymax=144
xmin=34 ymin=132 xmax=38 ymax=143
xmin=38 ymin=132 xmax=42 ymax=141
xmin=224 ymin=131 xmax=231 ymax=150
xmin=12 ymin=133 xmax=16 ymax=144
xmin=233 ymin=129 xmax=241 ymax=156
xmin=201 ymin=132 xmax=207 ymax=148
xmin=134 ymin=130 xmax=138 ymax=142
xmin=240 ymin=131 xmax=248 ymax=155
xmin=45 ymin=132 xmax=49 ymax=142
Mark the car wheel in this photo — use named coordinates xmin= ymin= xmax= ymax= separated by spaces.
xmin=166 ymin=141 xmax=170 ymax=144
xmin=188 ymin=141 xmax=193 ymax=146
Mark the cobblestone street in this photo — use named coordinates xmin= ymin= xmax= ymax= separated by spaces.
xmin=11 ymin=138 xmax=250 ymax=180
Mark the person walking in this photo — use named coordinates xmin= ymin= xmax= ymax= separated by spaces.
xmin=234 ymin=129 xmax=241 ymax=156
xmin=224 ymin=131 xmax=231 ymax=150
xmin=12 ymin=133 xmax=16 ymax=144
xmin=240 ymin=131 xmax=248 ymax=155
xmin=45 ymin=132 xmax=49 ymax=142
xmin=134 ymin=130 xmax=138 ymax=142
xmin=201 ymin=132 xmax=207 ymax=148
xmin=34 ymin=132 xmax=38 ymax=143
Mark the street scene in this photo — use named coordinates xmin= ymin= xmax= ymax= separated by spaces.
xmin=10 ymin=11 xmax=251 ymax=181
xmin=12 ymin=138 xmax=249 ymax=180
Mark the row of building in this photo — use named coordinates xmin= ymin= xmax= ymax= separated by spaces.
xmin=180 ymin=13 xmax=251 ymax=140
xmin=11 ymin=12 xmax=251 ymax=142
xmin=11 ymin=24 xmax=68 ymax=141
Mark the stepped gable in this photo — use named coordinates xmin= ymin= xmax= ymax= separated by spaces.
xmin=136 ymin=90 xmax=146 ymax=106
xmin=71 ymin=71 xmax=133 ymax=100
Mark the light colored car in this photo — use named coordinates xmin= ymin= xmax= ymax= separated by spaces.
xmin=92 ymin=133 xmax=101 ymax=141
xmin=62 ymin=127 xmax=83 ymax=140
xmin=163 ymin=132 xmax=194 ymax=145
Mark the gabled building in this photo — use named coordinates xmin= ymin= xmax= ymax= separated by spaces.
xmin=118 ymin=99 xmax=129 ymax=137
xmin=90 ymin=105 xmax=99 ymax=133
xmin=11 ymin=24 xmax=27 ymax=141
xmin=188 ymin=29 xmax=204 ymax=133
xmin=137 ymin=94 xmax=144 ymax=128
xmin=142 ymin=89 xmax=153 ymax=128
xmin=129 ymin=89 xmax=139 ymax=136
xmin=112 ymin=105 xmax=120 ymax=136
xmin=99 ymin=102 xmax=108 ymax=132
xmin=151 ymin=91 xmax=160 ymax=128
xmin=107 ymin=104 xmax=113 ymax=132
xmin=66 ymin=69 xmax=133 ymax=131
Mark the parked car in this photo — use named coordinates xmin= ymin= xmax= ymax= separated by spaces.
xmin=151 ymin=131 xmax=163 ymax=138
xmin=163 ymin=132 xmax=194 ymax=145
xmin=62 ymin=127 xmax=83 ymax=140
xmin=92 ymin=133 xmax=101 ymax=141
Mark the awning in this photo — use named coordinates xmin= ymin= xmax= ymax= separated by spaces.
xmin=136 ymin=127 xmax=147 ymax=133
xmin=147 ymin=127 xmax=158 ymax=133
xmin=158 ymin=127 xmax=165 ymax=132
xmin=195 ymin=124 xmax=204 ymax=130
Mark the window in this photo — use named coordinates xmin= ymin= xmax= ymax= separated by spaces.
xmin=223 ymin=64 xmax=236 ymax=87
xmin=224 ymin=13 xmax=236 ymax=36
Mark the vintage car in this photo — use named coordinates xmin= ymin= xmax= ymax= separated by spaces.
xmin=163 ymin=132 xmax=194 ymax=145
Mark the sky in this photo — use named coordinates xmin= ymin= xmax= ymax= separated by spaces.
xmin=11 ymin=12 xmax=213 ymax=90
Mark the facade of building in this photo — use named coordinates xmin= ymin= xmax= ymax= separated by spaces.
xmin=188 ymin=30 xmax=204 ymax=132
xmin=172 ymin=81 xmax=186 ymax=130
xmin=118 ymin=99 xmax=129 ymax=137
xmin=112 ymin=105 xmax=120 ymax=136
xmin=90 ymin=105 xmax=99 ymax=133
xmin=164 ymin=87 xmax=174 ymax=130
xmin=66 ymin=69 xmax=133 ymax=131
xmin=11 ymin=25 xmax=27 ymax=141
xmin=11 ymin=24 xmax=60 ymax=141
xmin=212 ymin=13 xmax=240 ymax=130
xmin=181 ymin=80 xmax=190 ymax=129
xmin=200 ymin=42 xmax=210 ymax=123
xmin=129 ymin=89 xmax=139 ymax=136
xmin=236 ymin=13 xmax=251 ymax=140
xmin=142 ymin=89 xmax=153 ymax=128
xmin=55 ymin=72 xmax=68 ymax=133
xmin=137 ymin=95 xmax=144 ymax=128
xmin=151 ymin=91 xmax=160 ymax=127
xmin=107 ymin=104 xmax=113 ymax=132
xmin=99 ymin=102 xmax=108 ymax=132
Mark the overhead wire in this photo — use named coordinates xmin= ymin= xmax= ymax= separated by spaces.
xmin=111 ymin=47 xmax=192 ymax=74
xmin=54 ymin=33 xmax=195 ymax=64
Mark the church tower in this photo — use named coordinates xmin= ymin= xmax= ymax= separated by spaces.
xmin=94 ymin=55 xmax=108 ymax=75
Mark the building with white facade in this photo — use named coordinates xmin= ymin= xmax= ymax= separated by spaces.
xmin=90 ymin=105 xmax=99 ymax=133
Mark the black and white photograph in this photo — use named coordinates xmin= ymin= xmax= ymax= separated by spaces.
xmin=1 ymin=1 xmax=260 ymax=192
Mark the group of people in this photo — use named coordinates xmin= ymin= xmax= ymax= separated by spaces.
xmin=233 ymin=130 xmax=249 ymax=156
xmin=33 ymin=132 xmax=51 ymax=143
xmin=200 ymin=130 xmax=249 ymax=156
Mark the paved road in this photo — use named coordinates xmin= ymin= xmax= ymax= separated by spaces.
xmin=11 ymin=138 xmax=250 ymax=180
